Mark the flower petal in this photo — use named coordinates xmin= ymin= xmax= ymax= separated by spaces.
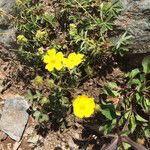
xmin=45 ymin=63 xmax=54 ymax=72
xmin=56 ymin=52 xmax=64 ymax=60
xmin=55 ymin=62 xmax=63 ymax=70
xmin=68 ymin=52 xmax=76 ymax=60
xmin=47 ymin=48 xmax=56 ymax=57
xmin=43 ymin=55 xmax=50 ymax=63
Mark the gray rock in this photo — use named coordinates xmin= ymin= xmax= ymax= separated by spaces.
xmin=0 ymin=0 xmax=16 ymax=14
xmin=0 ymin=28 xmax=16 ymax=48
xmin=0 ymin=0 xmax=16 ymax=48
xmin=115 ymin=0 xmax=150 ymax=54
xmin=0 ymin=0 xmax=16 ymax=26
xmin=0 ymin=96 xmax=29 ymax=141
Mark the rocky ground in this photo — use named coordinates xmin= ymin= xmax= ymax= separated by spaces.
xmin=0 ymin=0 xmax=150 ymax=149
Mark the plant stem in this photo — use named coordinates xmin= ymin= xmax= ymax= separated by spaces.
xmin=74 ymin=0 xmax=97 ymax=23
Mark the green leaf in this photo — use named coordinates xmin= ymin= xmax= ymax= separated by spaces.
xmin=130 ymin=114 xmax=136 ymax=133
xmin=140 ymin=74 xmax=145 ymax=82
xmin=33 ymin=110 xmax=41 ymax=120
xmin=108 ymin=82 xmax=118 ymax=89
xmin=135 ymin=93 xmax=141 ymax=102
xmin=61 ymin=96 xmax=69 ymax=107
xmin=124 ymin=110 xmax=130 ymax=119
xmin=40 ymin=97 xmax=49 ymax=105
xmin=119 ymin=117 xmax=124 ymax=126
xmin=33 ymin=90 xmax=42 ymax=101
xmin=25 ymin=90 xmax=33 ymax=102
xmin=107 ymin=119 xmax=116 ymax=133
xmin=104 ymin=86 xmax=119 ymax=97
xmin=143 ymin=98 xmax=150 ymax=113
xmin=99 ymin=119 xmax=116 ymax=134
xmin=135 ymin=114 xmax=148 ymax=122
xmin=121 ymin=130 xmax=130 ymax=136
xmin=144 ymin=127 xmax=150 ymax=137
xmin=33 ymin=111 xmax=49 ymax=123
xmin=142 ymin=56 xmax=150 ymax=74
xmin=39 ymin=114 xmax=49 ymax=123
xmin=123 ymin=143 xmax=131 ymax=150
xmin=85 ymin=66 xmax=93 ymax=76
xmin=131 ymin=79 xmax=141 ymax=85
xmin=128 ymin=68 xmax=140 ymax=79
xmin=100 ymin=104 xmax=117 ymax=120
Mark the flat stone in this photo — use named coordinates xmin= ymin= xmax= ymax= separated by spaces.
xmin=0 ymin=96 xmax=29 ymax=141
xmin=115 ymin=0 xmax=150 ymax=54
xmin=0 ymin=28 xmax=16 ymax=48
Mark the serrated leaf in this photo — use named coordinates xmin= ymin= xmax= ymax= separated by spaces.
xmin=131 ymin=79 xmax=141 ymax=85
xmin=39 ymin=114 xmax=49 ymax=123
xmin=144 ymin=127 xmax=150 ymax=137
xmin=130 ymin=115 xmax=136 ymax=133
xmin=100 ymin=105 xmax=117 ymax=120
xmin=142 ymin=56 xmax=150 ymax=74
xmin=123 ymin=143 xmax=131 ymax=150
xmin=40 ymin=97 xmax=49 ymax=105
xmin=135 ymin=93 xmax=140 ymax=102
xmin=25 ymin=90 xmax=34 ymax=102
xmin=124 ymin=110 xmax=130 ymax=119
xmin=121 ymin=130 xmax=130 ymax=136
xmin=104 ymin=86 xmax=119 ymax=97
xmin=33 ymin=110 xmax=41 ymax=120
xmin=144 ymin=98 xmax=150 ymax=112
xmin=128 ymin=68 xmax=140 ymax=79
xmin=135 ymin=114 xmax=148 ymax=122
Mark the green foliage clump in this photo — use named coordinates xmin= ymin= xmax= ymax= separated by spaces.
xmin=15 ymin=0 xmax=123 ymax=124
xmin=97 ymin=57 xmax=150 ymax=149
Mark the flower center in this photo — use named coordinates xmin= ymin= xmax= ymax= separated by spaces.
xmin=51 ymin=59 xmax=56 ymax=64
xmin=80 ymin=105 xmax=85 ymax=110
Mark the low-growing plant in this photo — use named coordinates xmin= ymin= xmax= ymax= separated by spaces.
xmin=95 ymin=56 xmax=150 ymax=149
xmin=112 ymin=32 xmax=133 ymax=56
xmin=15 ymin=0 xmax=131 ymax=65
xmin=16 ymin=0 xmax=121 ymax=125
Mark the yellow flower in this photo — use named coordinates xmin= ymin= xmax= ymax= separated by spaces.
xmin=73 ymin=95 xmax=96 ymax=118
xmin=32 ymin=75 xmax=43 ymax=86
xmin=37 ymin=47 xmax=44 ymax=55
xmin=43 ymin=48 xmax=64 ymax=72
xmin=63 ymin=52 xmax=84 ymax=69
xmin=17 ymin=35 xmax=28 ymax=44
xmin=35 ymin=30 xmax=47 ymax=40
xmin=69 ymin=23 xmax=77 ymax=36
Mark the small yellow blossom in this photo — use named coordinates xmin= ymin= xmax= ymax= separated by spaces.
xmin=37 ymin=47 xmax=44 ymax=55
xmin=69 ymin=23 xmax=77 ymax=36
xmin=43 ymin=48 xmax=64 ymax=72
xmin=35 ymin=30 xmax=47 ymax=40
xmin=17 ymin=35 xmax=28 ymax=44
xmin=32 ymin=75 xmax=43 ymax=86
xmin=73 ymin=95 xmax=96 ymax=118
xmin=63 ymin=52 xmax=84 ymax=69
